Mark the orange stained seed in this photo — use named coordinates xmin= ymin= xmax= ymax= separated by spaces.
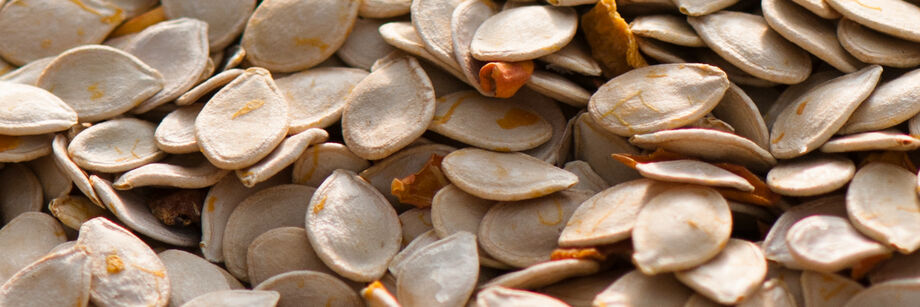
xmin=109 ymin=6 xmax=164 ymax=38
xmin=550 ymin=247 xmax=607 ymax=261
xmin=0 ymin=135 xmax=21 ymax=152
xmin=479 ymin=60 xmax=534 ymax=98
xmin=581 ymin=0 xmax=647 ymax=78
xmin=495 ymin=107 xmax=540 ymax=129
xmin=390 ymin=154 xmax=450 ymax=208
xmin=105 ymin=254 xmax=125 ymax=274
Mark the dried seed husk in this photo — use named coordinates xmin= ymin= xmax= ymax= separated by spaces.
xmin=342 ymin=53 xmax=436 ymax=160
xmin=90 ymin=176 xmax=200 ymax=247
xmin=770 ymin=65 xmax=884 ymax=159
xmin=113 ymin=154 xmax=229 ymax=190
xmin=581 ymin=0 xmax=648 ymax=78
xmin=246 ymin=227 xmax=336 ymax=286
xmin=0 ymin=0 xmax=124 ymax=65
xmin=801 ymin=271 xmax=864 ymax=307
xmin=675 ymin=239 xmax=767 ymax=305
xmin=48 ymin=195 xmax=108 ymax=230
xmin=632 ymin=185 xmax=732 ymax=274
xmin=154 ymin=104 xmax=204 ymax=154
xmin=837 ymin=18 xmax=920 ymax=68
xmin=0 ymin=212 xmax=67 ymax=284
xmin=767 ymin=154 xmax=855 ymax=197
xmin=397 ymin=232 xmax=479 ymax=307
xmin=253 ymin=270 xmax=362 ymax=307
xmin=241 ymin=0 xmax=359 ymax=73
xmin=763 ymin=196 xmax=848 ymax=269
xmin=180 ymin=290 xmax=280 ymax=307
xmin=76 ymin=217 xmax=170 ymax=307
xmin=124 ymin=18 xmax=210 ymax=114
xmin=36 ymin=45 xmax=164 ymax=122
xmin=428 ymin=90 xmax=552 ymax=152
xmin=275 ymin=67 xmax=368 ymax=133
xmin=222 ymin=184 xmax=314 ymax=282
xmin=847 ymin=162 xmax=920 ymax=253
xmin=629 ymin=14 xmax=705 ymax=47
xmin=158 ymin=249 xmax=231 ymax=307
xmin=558 ymin=179 xmax=667 ymax=247
xmin=593 ymin=270 xmax=693 ymax=307
xmin=161 ymin=0 xmax=255 ymax=50
xmin=195 ymin=67 xmax=289 ymax=170
xmin=306 ymin=170 xmax=401 ymax=282
xmin=470 ymin=5 xmax=577 ymax=62
xmin=236 ymin=129 xmax=328 ymax=187
xmin=451 ymin=0 xmax=496 ymax=96
xmin=479 ymin=190 xmax=592 ymax=268
xmin=689 ymin=11 xmax=812 ymax=84
xmin=826 ymin=0 xmax=920 ymax=43
xmin=67 ymin=118 xmax=164 ymax=172
xmin=441 ymin=148 xmax=579 ymax=201
xmin=786 ymin=215 xmax=891 ymax=273
xmin=0 ymin=246 xmax=91 ymax=307
xmin=361 ymin=281 xmax=400 ymax=307
xmin=762 ymin=0 xmax=864 ymax=73
xmin=0 ymin=81 xmax=77 ymax=135
xmin=359 ymin=143 xmax=455 ymax=210
xmin=842 ymin=68 xmax=920 ymax=134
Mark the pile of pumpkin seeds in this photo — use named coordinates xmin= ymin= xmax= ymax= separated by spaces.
xmin=3 ymin=0 xmax=920 ymax=305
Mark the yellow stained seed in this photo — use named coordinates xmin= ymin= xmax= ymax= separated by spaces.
xmin=496 ymin=107 xmax=541 ymax=129
xmin=106 ymin=254 xmax=125 ymax=274
xmin=231 ymin=99 xmax=265 ymax=119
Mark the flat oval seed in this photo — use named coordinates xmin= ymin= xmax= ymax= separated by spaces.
xmin=519 ymin=88 xmax=570 ymax=165
xmin=254 ymin=270 xmax=361 ymax=307
xmin=763 ymin=196 xmax=847 ymax=269
xmin=801 ymin=271 xmax=864 ymax=307
xmin=0 ymin=212 xmax=67 ymax=284
xmin=767 ymin=154 xmax=855 ymax=197
xmin=68 ymin=118 xmax=164 ymax=172
xmin=124 ymin=18 xmax=210 ymax=114
xmin=791 ymin=0 xmax=842 ymax=19
xmin=737 ymin=279 xmax=798 ymax=307
xmin=711 ymin=84 xmax=770 ymax=149
xmin=0 ymin=0 xmax=124 ymax=65
xmin=36 ymin=45 xmax=164 ymax=122
xmin=636 ymin=159 xmax=755 ymax=192
xmin=537 ymin=274 xmax=621 ymax=307
xmin=236 ymin=129 xmax=328 ymax=187
xmin=675 ymin=239 xmax=767 ymax=305
xmin=478 ymin=286 xmax=571 ymax=307
xmin=0 ymin=57 xmax=53 ymax=86
xmin=275 ymin=67 xmax=368 ymax=133
xmin=471 ymin=5 xmax=578 ymax=61
xmin=826 ymin=0 xmax=920 ymax=43
xmin=431 ymin=184 xmax=494 ymax=238
xmin=397 ymin=232 xmax=479 ymax=307
xmin=451 ymin=0 xmax=496 ymax=96
xmin=844 ymin=279 xmax=920 ymax=307
xmin=441 ymin=148 xmax=579 ymax=201
xmin=689 ymin=11 xmax=812 ymax=84
xmin=155 ymin=104 xmax=203 ymax=154
xmin=630 ymin=14 xmax=705 ymax=47
xmin=158 ymin=249 xmax=231 ymax=307
xmin=633 ymin=185 xmax=732 ymax=275
xmin=673 ymin=0 xmax=738 ymax=16
xmin=429 ymin=91 xmax=552 ymax=152
xmin=766 ymin=70 xmax=841 ymax=130
xmin=695 ymin=48 xmax=781 ymax=88
xmin=181 ymin=290 xmax=280 ymax=307
xmin=0 ymin=247 xmax=91 ymax=307
xmin=378 ymin=22 xmax=466 ymax=79
xmin=222 ymin=184 xmax=315 ymax=282
xmin=593 ymin=270 xmax=693 ymax=307
xmin=630 ymin=128 xmax=777 ymax=172
xmin=51 ymin=134 xmax=100 ymax=206
xmin=388 ymin=230 xmax=439 ymax=277
xmin=336 ymin=18 xmax=396 ymax=71
xmin=786 ymin=215 xmax=891 ymax=273
xmin=537 ymin=39 xmax=603 ymax=77
xmin=842 ymin=68 xmax=920 ymax=134
xmin=113 ymin=154 xmax=229 ymax=190
xmin=848 ymin=162 xmax=920 ymax=253
xmin=195 ymin=67 xmax=289 ymax=170
xmin=161 ymin=0 xmax=255 ymax=50
xmin=559 ymin=179 xmax=665 ymax=247
xmin=525 ymin=70 xmax=592 ymax=108
xmin=821 ymin=130 xmax=920 ymax=153
xmin=306 ymin=170 xmax=401 ymax=282
xmin=76 ymin=217 xmax=170 ymax=307
xmin=176 ymin=69 xmax=244 ymax=106
xmin=292 ymin=142 xmax=369 ymax=187
xmin=589 ymin=63 xmax=729 ymax=136
xmin=0 ymin=81 xmax=77 ymax=135
xmin=360 ymin=0 xmax=411 ymax=18
xmin=0 ymin=164 xmax=44 ymax=224
xmin=770 ymin=65 xmax=883 ymax=159
xmin=91 ymin=176 xmax=200 ymax=246
xmin=200 ymin=174 xmax=288 ymax=263
xmin=481 ymin=259 xmax=600 ymax=290
xmin=636 ymin=37 xmax=695 ymax=64
xmin=573 ymin=113 xmax=642 ymax=185
xmin=246 ymin=227 xmax=336 ymax=286
xmin=412 ymin=0 xmax=466 ymax=67
xmin=48 ymin=195 xmax=107 ymax=230
xmin=563 ymin=160 xmax=609 ymax=193
xmin=479 ymin=190 xmax=592 ymax=268
xmin=359 ymin=143 xmax=455 ymax=210
xmin=342 ymin=54 xmax=435 ymax=160
xmin=763 ymin=0 xmax=864 ymax=73
xmin=241 ymin=0 xmax=359 ymax=73
xmin=837 ymin=19 xmax=920 ymax=68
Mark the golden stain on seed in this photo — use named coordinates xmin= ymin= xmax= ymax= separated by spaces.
xmin=40 ymin=39 xmax=52 ymax=49
xmin=132 ymin=264 xmax=166 ymax=277
xmin=105 ymin=253 xmax=124 ymax=274
xmin=851 ymin=0 xmax=882 ymax=10
xmin=231 ymin=99 xmax=265 ymax=119
xmin=87 ymin=83 xmax=104 ymax=100
xmin=771 ymin=132 xmax=785 ymax=144
xmin=432 ymin=93 xmax=474 ymax=125
xmin=496 ymin=107 xmax=540 ymax=129
xmin=0 ymin=135 xmax=21 ymax=152
xmin=796 ymin=99 xmax=810 ymax=115
xmin=313 ymin=196 xmax=328 ymax=214
xmin=295 ymin=37 xmax=329 ymax=52
xmin=206 ymin=196 xmax=216 ymax=213
xmin=537 ymin=199 xmax=564 ymax=226
xmin=298 ymin=147 xmax=321 ymax=184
